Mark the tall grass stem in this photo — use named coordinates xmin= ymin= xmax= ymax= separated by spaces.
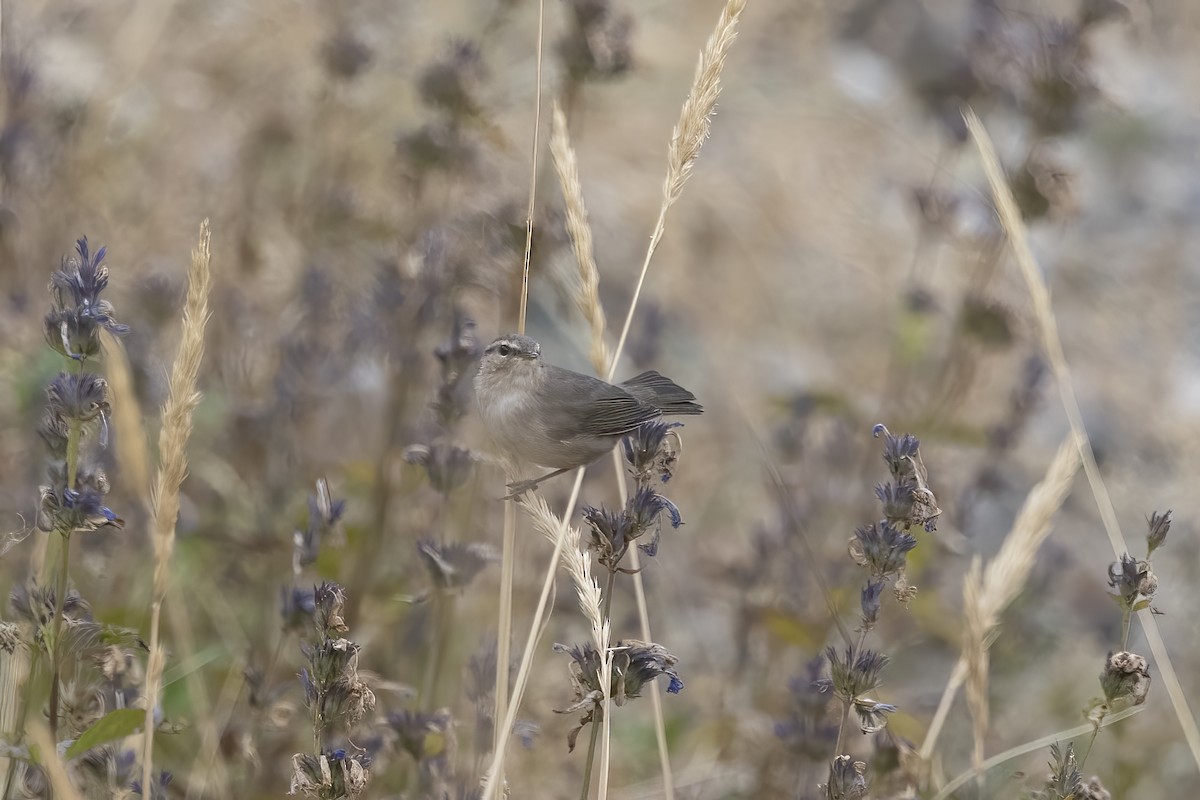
xmin=966 ymin=107 xmax=1200 ymax=770
xmin=142 ymin=220 xmax=213 ymax=796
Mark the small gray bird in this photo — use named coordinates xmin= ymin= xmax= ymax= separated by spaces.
xmin=474 ymin=333 xmax=702 ymax=496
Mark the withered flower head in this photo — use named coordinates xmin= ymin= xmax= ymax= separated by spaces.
xmin=849 ymin=521 xmax=916 ymax=579
xmin=38 ymin=471 xmax=124 ymax=534
xmin=313 ymin=582 xmax=348 ymax=637
xmin=289 ymin=750 xmax=371 ymax=799
xmin=553 ymin=640 xmax=682 ymax=751
xmin=1146 ymin=509 xmax=1171 ymax=557
xmin=47 ymin=373 xmax=111 ymax=425
xmin=622 ymin=420 xmax=683 ymax=484
xmin=44 ymin=238 xmax=129 ymax=360
xmin=1100 ymin=651 xmax=1151 ymax=710
xmin=872 ymin=424 xmax=940 ymax=531
xmin=822 ymin=754 xmax=868 ymax=800
xmin=1107 ymin=553 xmax=1159 ymax=614
xmin=819 ymin=647 xmax=889 ymax=705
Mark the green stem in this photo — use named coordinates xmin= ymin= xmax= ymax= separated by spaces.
xmin=1120 ymin=608 xmax=1131 ymax=651
xmin=579 ymin=567 xmax=619 ymax=800
xmin=47 ymin=411 xmax=84 ymax=755
xmin=833 ymin=698 xmax=851 ymax=760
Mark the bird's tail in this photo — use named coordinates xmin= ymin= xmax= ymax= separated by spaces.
xmin=621 ymin=371 xmax=704 ymax=415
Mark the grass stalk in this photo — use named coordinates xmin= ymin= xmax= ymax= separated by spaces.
xmin=481 ymin=473 xmax=588 ymax=800
xmin=142 ymin=220 xmax=213 ymax=796
xmin=609 ymin=0 xmax=746 ymax=377
xmin=966 ymin=107 xmax=1200 ymax=770
xmin=920 ymin=434 xmax=1080 ymax=765
xmin=494 ymin=494 xmax=516 ymax=760
xmin=930 ymin=706 xmax=1143 ymax=800
xmin=27 ymin=720 xmax=82 ymax=800
xmin=493 ymin=0 xmax=544 ymax=786
xmin=579 ymin=569 xmax=618 ymax=800
xmin=48 ymin=398 xmax=84 ymax=746
xmin=554 ymin=98 xmax=670 ymax=799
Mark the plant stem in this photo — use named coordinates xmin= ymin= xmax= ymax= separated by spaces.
xmin=833 ymin=698 xmax=851 ymax=759
xmin=579 ymin=568 xmax=618 ymax=800
xmin=1120 ymin=609 xmax=1131 ymax=651
xmin=47 ymin=530 xmax=72 ymax=743
xmin=1078 ymin=720 xmax=1102 ymax=769
xmin=47 ymin=409 xmax=82 ymax=747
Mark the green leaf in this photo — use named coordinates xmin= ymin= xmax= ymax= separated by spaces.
xmin=65 ymin=708 xmax=145 ymax=759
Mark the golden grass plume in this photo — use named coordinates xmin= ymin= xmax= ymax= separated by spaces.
xmin=963 ymin=433 xmax=1081 ymax=769
xmin=142 ymin=220 xmax=213 ymax=794
xmin=550 ymin=101 xmax=610 ymax=375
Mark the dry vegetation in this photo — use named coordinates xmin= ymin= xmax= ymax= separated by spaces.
xmin=1 ymin=0 xmax=1200 ymax=798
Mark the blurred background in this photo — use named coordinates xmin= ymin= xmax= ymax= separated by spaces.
xmin=1 ymin=0 xmax=1199 ymax=796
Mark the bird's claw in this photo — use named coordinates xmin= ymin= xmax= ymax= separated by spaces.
xmin=503 ymin=479 xmax=540 ymax=500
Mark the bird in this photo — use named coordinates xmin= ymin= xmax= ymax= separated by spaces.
xmin=473 ymin=333 xmax=702 ymax=496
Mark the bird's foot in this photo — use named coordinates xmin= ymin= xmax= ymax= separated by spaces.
xmin=503 ymin=478 xmax=542 ymax=500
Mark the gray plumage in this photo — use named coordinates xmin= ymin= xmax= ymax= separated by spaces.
xmin=474 ymin=334 xmax=702 ymax=482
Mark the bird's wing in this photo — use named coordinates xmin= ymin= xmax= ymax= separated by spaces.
xmin=540 ymin=366 xmax=660 ymax=440
xmin=621 ymin=370 xmax=703 ymax=414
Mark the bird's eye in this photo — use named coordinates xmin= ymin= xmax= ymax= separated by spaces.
xmin=497 ymin=344 xmax=512 ymax=357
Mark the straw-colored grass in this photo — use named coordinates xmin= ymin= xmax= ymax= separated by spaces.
xmin=28 ymin=720 xmax=83 ymax=800
xmin=550 ymin=101 xmax=611 ymax=376
xmin=608 ymin=0 xmax=747 ymax=376
xmin=142 ymin=220 xmax=213 ymax=796
xmin=962 ymin=434 xmax=1081 ymax=771
xmin=965 ymin=107 xmax=1200 ymax=771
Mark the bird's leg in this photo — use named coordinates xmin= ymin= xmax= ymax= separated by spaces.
xmin=504 ymin=467 xmax=573 ymax=499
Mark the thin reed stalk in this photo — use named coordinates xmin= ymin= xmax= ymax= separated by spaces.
xmin=481 ymin=472 xmax=586 ymax=800
xmin=553 ymin=98 xmax=669 ymax=798
xmin=27 ymin=720 xmax=82 ymax=800
xmin=965 ymin=107 xmax=1200 ymax=770
xmin=494 ymin=0 xmax=545 ymax=786
xmin=930 ymin=706 xmax=1143 ymax=800
xmin=142 ymin=220 xmax=213 ymax=796
xmin=484 ymin=5 xmax=747 ymax=796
